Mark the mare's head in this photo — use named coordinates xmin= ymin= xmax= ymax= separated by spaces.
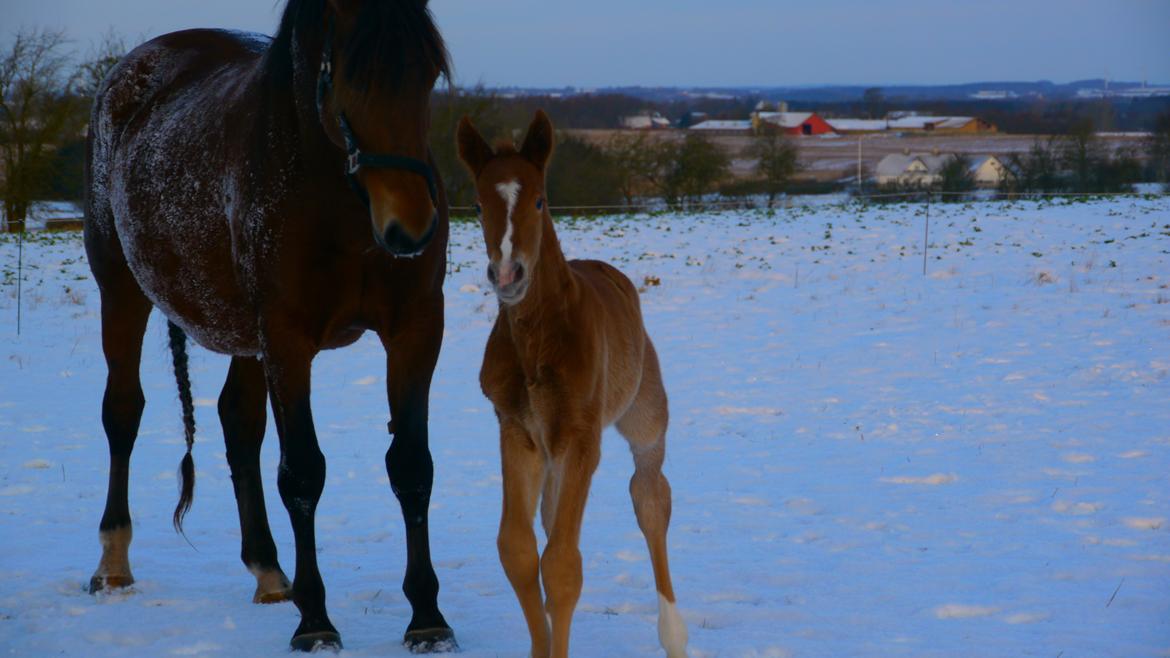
xmin=307 ymin=0 xmax=449 ymax=255
xmin=456 ymin=110 xmax=555 ymax=306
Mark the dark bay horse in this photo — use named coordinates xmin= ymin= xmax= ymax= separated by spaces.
xmin=84 ymin=0 xmax=453 ymax=651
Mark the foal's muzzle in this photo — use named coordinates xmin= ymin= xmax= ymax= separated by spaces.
xmin=487 ymin=260 xmax=529 ymax=304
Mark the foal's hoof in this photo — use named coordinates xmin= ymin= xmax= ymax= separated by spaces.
xmin=88 ymin=573 xmax=134 ymax=594
xmin=404 ymin=627 xmax=458 ymax=654
xmin=290 ymin=631 xmax=342 ymax=653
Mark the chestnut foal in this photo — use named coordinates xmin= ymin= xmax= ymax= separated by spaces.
xmin=457 ymin=111 xmax=689 ymax=658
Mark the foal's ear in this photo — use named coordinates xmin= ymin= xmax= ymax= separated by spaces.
xmin=457 ymin=115 xmax=493 ymax=177
xmin=520 ymin=110 xmax=554 ymax=170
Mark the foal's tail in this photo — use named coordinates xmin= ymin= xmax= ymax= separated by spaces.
xmin=167 ymin=320 xmax=197 ymax=534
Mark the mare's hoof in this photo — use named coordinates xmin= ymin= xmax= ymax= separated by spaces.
xmin=404 ymin=627 xmax=458 ymax=654
xmin=88 ymin=574 xmax=134 ymax=594
xmin=251 ymin=570 xmax=293 ymax=604
xmin=290 ymin=631 xmax=342 ymax=653
xmin=253 ymin=588 xmax=292 ymax=604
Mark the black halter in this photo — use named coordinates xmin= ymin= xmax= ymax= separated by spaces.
xmin=315 ymin=17 xmax=439 ymax=209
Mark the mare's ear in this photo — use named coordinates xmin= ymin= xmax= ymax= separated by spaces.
xmin=457 ymin=116 xmax=494 ymax=177
xmin=520 ymin=110 xmax=554 ymax=170
xmin=327 ymin=0 xmax=362 ymax=16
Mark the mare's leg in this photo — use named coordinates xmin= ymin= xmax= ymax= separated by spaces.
xmin=541 ymin=418 xmax=602 ymax=658
xmin=497 ymin=420 xmax=551 ymax=658
xmin=219 ymin=355 xmax=291 ymax=604
xmin=380 ymin=302 xmax=454 ymax=650
xmin=261 ymin=333 xmax=338 ymax=651
xmin=88 ymin=258 xmax=152 ymax=593
xmin=615 ymin=339 xmax=688 ymax=658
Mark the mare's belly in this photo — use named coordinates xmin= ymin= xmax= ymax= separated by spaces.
xmin=111 ymin=162 xmax=259 ymax=356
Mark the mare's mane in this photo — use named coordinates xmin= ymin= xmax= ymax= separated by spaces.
xmin=263 ymin=0 xmax=450 ymax=91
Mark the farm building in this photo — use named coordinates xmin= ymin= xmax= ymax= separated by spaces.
xmin=825 ymin=118 xmax=890 ymax=134
xmin=874 ymin=152 xmax=950 ymax=186
xmin=875 ymin=152 xmax=1015 ymax=188
xmin=969 ymin=155 xmax=1015 ymax=187
xmin=688 ymin=119 xmax=753 ymax=135
xmin=620 ymin=111 xmax=672 ymax=130
xmin=752 ymin=111 xmax=836 ymax=136
xmin=885 ymin=115 xmax=997 ymax=134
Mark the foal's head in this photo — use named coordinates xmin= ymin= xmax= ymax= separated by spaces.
xmin=457 ymin=110 xmax=555 ymax=306
xmin=311 ymin=0 xmax=449 ymax=255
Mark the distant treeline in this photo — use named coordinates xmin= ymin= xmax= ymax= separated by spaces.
xmin=443 ymin=88 xmax=1170 ymax=134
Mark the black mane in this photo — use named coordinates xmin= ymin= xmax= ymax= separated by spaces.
xmin=265 ymin=0 xmax=450 ymax=91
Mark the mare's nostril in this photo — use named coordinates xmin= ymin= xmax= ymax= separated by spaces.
xmin=513 ymin=263 xmax=525 ymax=283
xmin=380 ymin=219 xmax=435 ymax=256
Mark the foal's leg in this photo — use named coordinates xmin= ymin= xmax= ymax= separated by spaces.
xmin=497 ymin=421 xmax=550 ymax=658
xmin=540 ymin=475 xmax=558 ymax=539
xmin=219 ymin=356 xmax=291 ymax=604
xmin=616 ymin=340 xmax=688 ymax=658
xmin=261 ymin=334 xmax=338 ymax=651
xmin=380 ymin=306 xmax=454 ymax=650
xmin=89 ymin=267 xmax=152 ymax=593
xmin=542 ymin=422 xmax=602 ymax=658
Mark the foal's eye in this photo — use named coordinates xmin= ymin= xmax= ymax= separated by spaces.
xmin=535 ymin=197 xmax=544 ymax=210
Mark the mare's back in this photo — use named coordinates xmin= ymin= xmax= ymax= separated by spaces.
xmin=95 ymin=29 xmax=267 ymax=149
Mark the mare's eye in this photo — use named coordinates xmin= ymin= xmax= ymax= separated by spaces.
xmin=536 ymin=197 xmax=544 ymax=210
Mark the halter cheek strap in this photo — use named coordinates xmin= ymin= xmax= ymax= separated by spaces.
xmin=315 ymin=17 xmax=439 ymax=209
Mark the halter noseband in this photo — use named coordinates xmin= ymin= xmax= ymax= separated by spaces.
xmin=315 ymin=17 xmax=439 ymax=209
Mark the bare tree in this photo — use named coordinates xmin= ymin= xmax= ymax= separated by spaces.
xmin=0 ymin=29 xmax=83 ymax=232
xmin=938 ymin=154 xmax=976 ymax=195
xmin=603 ymin=131 xmax=662 ymax=207
xmin=75 ymin=30 xmax=127 ymax=101
xmin=1147 ymin=111 xmax=1170 ymax=190
xmin=660 ymin=133 xmax=729 ymax=209
xmin=747 ymin=132 xmax=799 ymax=207
xmin=862 ymin=87 xmax=885 ymax=119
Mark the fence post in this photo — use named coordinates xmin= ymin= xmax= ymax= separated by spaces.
xmin=17 ymin=226 xmax=24 ymax=336
xmin=922 ymin=192 xmax=930 ymax=276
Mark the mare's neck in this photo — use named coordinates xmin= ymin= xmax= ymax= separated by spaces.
xmin=502 ymin=210 xmax=575 ymax=337
xmin=255 ymin=23 xmax=340 ymax=175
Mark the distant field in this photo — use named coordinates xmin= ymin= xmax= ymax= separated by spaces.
xmin=569 ymin=130 xmax=1151 ymax=182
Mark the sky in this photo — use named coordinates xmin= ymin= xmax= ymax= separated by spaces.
xmin=4 ymin=0 xmax=1169 ymax=88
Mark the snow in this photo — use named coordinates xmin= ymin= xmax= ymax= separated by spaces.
xmin=1 ymin=197 xmax=1169 ymax=657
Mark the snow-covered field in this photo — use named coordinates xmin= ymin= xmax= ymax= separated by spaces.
xmin=1 ymin=197 xmax=1168 ymax=657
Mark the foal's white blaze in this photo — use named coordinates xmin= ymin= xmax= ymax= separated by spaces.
xmin=657 ymin=593 xmax=689 ymax=658
xmin=495 ymin=179 xmax=521 ymax=263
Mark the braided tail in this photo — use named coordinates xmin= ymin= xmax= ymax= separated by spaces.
xmin=168 ymin=320 xmax=196 ymax=533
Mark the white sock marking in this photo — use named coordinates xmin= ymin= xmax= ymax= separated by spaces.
xmin=658 ymin=593 xmax=689 ymax=658
xmin=495 ymin=179 xmax=521 ymax=263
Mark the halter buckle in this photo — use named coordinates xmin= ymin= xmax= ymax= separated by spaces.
xmin=347 ymin=152 xmax=361 ymax=175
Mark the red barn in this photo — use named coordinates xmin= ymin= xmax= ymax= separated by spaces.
xmin=753 ymin=111 xmax=836 ymax=136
